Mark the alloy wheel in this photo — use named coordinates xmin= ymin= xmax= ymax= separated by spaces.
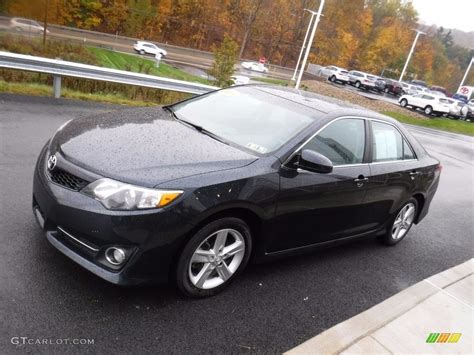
xmin=424 ymin=106 xmax=433 ymax=115
xmin=188 ymin=229 xmax=245 ymax=290
xmin=391 ymin=203 xmax=416 ymax=240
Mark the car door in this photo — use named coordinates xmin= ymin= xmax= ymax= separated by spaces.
xmin=362 ymin=120 xmax=420 ymax=231
xmin=409 ymin=94 xmax=423 ymax=107
xmin=268 ymin=118 xmax=373 ymax=253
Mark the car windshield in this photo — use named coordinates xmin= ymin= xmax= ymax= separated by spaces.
xmin=171 ymin=87 xmax=316 ymax=154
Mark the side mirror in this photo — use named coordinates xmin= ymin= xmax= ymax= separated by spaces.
xmin=297 ymin=149 xmax=333 ymax=174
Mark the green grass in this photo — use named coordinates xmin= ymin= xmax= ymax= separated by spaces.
xmin=0 ymin=80 xmax=154 ymax=106
xmin=89 ymin=47 xmax=212 ymax=85
xmin=383 ymin=111 xmax=474 ymax=136
xmin=252 ymin=77 xmax=289 ymax=86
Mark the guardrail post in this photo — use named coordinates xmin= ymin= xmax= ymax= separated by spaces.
xmin=53 ymin=75 xmax=61 ymax=98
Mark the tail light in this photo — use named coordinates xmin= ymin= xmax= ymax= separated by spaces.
xmin=435 ymin=164 xmax=443 ymax=175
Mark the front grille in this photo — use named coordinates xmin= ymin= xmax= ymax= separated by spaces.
xmin=47 ymin=168 xmax=89 ymax=191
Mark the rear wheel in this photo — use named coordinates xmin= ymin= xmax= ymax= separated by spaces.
xmin=384 ymin=87 xmax=390 ymax=94
xmin=355 ymin=81 xmax=361 ymax=89
xmin=424 ymin=106 xmax=433 ymax=115
xmin=330 ymin=75 xmax=336 ymax=82
xmin=400 ymin=99 xmax=408 ymax=107
xmin=176 ymin=217 xmax=252 ymax=298
xmin=379 ymin=198 xmax=418 ymax=246
xmin=139 ymin=49 xmax=145 ymax=55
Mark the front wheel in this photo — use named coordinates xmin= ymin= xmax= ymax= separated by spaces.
xmin=139 ymin=49 xmax=145 ymax=55
xmin=400 ymin=99 xmax=408 ymax=107
xmin=379 ymin=198 xmax=418 ymax=246
xmin=176 ymin=217 xmax=252 ymax=297
xmin=424 ymin=106 xmax=433 ymax=115
xmin=355 ymin=81 xmax=361 ymax=89
xmin=330 ymin=75 xmax=336 ymax=82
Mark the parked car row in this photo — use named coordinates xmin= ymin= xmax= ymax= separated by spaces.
xmin=319 ymin=64 xmax=473 ymax=121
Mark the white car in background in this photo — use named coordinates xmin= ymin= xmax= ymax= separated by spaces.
xmin=445 ymin=99 xmax=464 ymax=119
xmin=133 ymin=41 xmax=167 ymax=56
xmin=347 ymin=71 xmax=377 ymax=90
xmin=241 ymin=61 xmax=269 ymax=73
xmin=399 ymin=93 xmax=451 ymax=116
xmin=10 ymin=18 xmax=49 ymax=33
xmin=231 ymin=75 xmax=250 ymax=85
xmin=319 ymin=66 xmax=350 ymax=84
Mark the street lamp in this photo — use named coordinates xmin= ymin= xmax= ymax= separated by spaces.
xmin=291 ymin=9 xmax=318 ymax=81
xmin=457 ymin=57 xmax=473 ymax=92
xmin=399 ymin=29 xmax=425 ymax=82
xmin=295 ymin=0 xmax=325 ymax=90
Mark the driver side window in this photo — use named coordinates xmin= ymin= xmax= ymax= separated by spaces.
xmin=303 ymin=118 xmax=366 ymax=166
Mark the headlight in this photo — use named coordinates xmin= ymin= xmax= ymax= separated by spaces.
xmin=82 ymin=178 xmax=183 ymax=210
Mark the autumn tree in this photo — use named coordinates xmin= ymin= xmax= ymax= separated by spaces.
xmin=209 ymin=35 xmax=238 ymax=87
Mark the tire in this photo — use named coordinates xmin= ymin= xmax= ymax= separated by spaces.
xmin=424 ymin=106 xmax=433 ymax=116
xmin=384 ymin=87 xmax=390 ymax=94
xmin=400 ymin=99 xmax=408 ymax=107
xmin=330 ymin=75 xmax=336 ymax=82
xmin=176 ymin=217 xmax=252 ymax=298
xmin=379 ymin=198 xmax=418 ymax=246
xmin=355 ymin=81 xmax=361 ymax=89
xmin=139 ymin=49 xmax=145 ymax=55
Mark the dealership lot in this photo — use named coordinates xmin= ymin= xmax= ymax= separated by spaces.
xmin=0 ymin=94 xmax=472 ymax=353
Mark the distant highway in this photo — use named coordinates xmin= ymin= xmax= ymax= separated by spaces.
xmin=0 ymin=16 xmax=294 ymax=80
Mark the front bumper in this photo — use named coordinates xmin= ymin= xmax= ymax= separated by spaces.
xmin=33 ymin=146 xmax=195 ymax=285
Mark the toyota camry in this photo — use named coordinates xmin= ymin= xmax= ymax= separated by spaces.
xmin=33 ymin=85 xmax=441 ymax=297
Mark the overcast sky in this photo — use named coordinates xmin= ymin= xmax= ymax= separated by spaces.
xmin=411 ymin=0 xmax=474 ymax=32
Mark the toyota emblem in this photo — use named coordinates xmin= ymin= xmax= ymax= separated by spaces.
xmin=47 ymin=155 xmax=57 ymax=171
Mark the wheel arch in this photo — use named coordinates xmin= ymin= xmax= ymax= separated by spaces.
xmin=169 ymin=206 xmax=265 ymax=281
xmin=412 ymin=193 xmax=425 ymax=223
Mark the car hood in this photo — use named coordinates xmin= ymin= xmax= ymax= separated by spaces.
xmin=50 ymin=107 xmax=257 ymax=187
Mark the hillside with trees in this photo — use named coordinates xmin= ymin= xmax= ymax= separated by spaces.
xmin=2 ymin=0 xmax=473 ymax=91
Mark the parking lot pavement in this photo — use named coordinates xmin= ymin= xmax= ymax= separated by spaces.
xmin=1 ymin=94 xmax=473 ymax=354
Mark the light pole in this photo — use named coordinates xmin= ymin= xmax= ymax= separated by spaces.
xmin=457 ymin=57 xmax=473 ymax=92
xmin=399 ymin=29 xmax=425 ymax=82
xmin=291 ymin=9 xmax=317 ymax=81
xmin=295 ymin=0 xmax=325 ymax=90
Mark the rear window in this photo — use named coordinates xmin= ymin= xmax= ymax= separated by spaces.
xmin=439 ymin=98 xmax=451 ymax=104
xmin=367 ymin=75 xmax=377 ymax=80
xmin=341 ymin=70 xmax=348 ymax=74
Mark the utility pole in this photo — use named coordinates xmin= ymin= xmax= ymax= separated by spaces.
xmin=291 ymin=9 xmax=317 ymax=81
xmin=295 ymin=0 xmax=325 ymax=90
xmin=399 ymin=29 xmax=425 ymax=82
xmin=43 ymin=0 xmax=49 ymax=46
xmin=457 ymin=57 xmax=473 ymax=92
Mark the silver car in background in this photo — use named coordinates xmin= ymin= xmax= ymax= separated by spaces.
xmin=348 ymin=71 xmax=377 ymax=90
xmin=10 ymin=17 xmax=49 ymax=34
xmin=319 ymin=66 xmax=350 ymax=84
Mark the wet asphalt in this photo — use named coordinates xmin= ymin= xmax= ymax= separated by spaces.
xmin=0 ymin=93 xmax=472 ymax=354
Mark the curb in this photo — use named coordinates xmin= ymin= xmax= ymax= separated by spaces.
xmin=285 ymin=259 xmax=473 ymax=354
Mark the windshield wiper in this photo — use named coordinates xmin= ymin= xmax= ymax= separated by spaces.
xmin=165 ymin=107 xmax=229 ymax=145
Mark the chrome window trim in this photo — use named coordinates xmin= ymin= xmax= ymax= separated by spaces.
xmin=283 ymin=115 xmax=418 ymax=169
xmin=370 ymin=159 xmax=417 ymax=165
xmin=57 ymin=226 xmax=99 ymax=252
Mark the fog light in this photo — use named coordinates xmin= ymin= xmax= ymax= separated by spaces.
xmin=105 ymin=247 xmax=126 ymax=266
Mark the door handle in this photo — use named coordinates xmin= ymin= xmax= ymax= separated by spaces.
xmin=354 ymin=176 xmax=368 ymax=187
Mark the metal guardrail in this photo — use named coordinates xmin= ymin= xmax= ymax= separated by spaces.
xmin=0 ymin=51 xmax=219 ymax=98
